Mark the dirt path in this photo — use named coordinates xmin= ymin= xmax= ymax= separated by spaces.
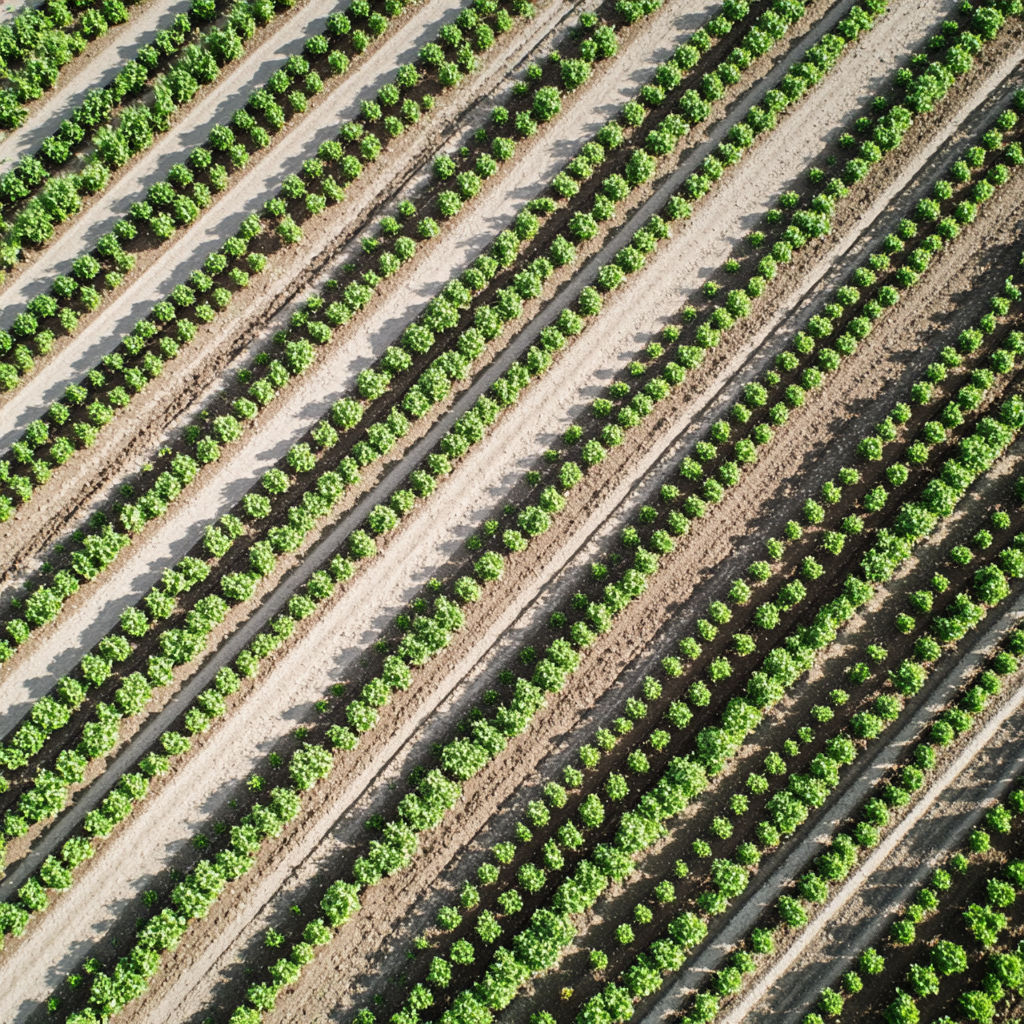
xmin=4 ymin=41 xmax=1017 ymax=1024
xmin=641 ymin=589 xmax=1024 ymax=1024
xmin=0 ymin=0 xmax=191 ymax=171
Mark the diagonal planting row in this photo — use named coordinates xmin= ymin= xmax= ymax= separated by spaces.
xmin=1 ymin=0 xmax=991 ymax=764
xmin=331 ymin=312 xmax=1024 ymax=1024
xmin=26 ymin=91 xmax=1024 ymax=1023
xmin=0 ymin=0 xmax=541 ymax=389
xmin=369 ymin=445 xmax=1024 ymax=1024
xmin=0 ymin=0 xmax=320 ymax=274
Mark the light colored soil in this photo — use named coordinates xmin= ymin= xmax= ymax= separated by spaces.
xmin=0 ymin=17 xmax=1013 ymax=1022
xmin=0 ymin=0 xmax=192 ymax=172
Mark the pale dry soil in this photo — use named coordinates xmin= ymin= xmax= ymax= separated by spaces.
xmin=0 ymin=0 xmax=478 ymax=443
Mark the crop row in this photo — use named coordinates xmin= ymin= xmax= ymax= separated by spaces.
xmin=665 ymin=557 xmax=1024 ymax=1024
xmin=0 ymin=0 xmax=782 ymax=535
xmin=0 ymin=0 xmax=144 ymax=130
xmin=0 ymin=0 xmax=304 ymax=263
xmin=0 ymin=0 xmax=1007 ymax=974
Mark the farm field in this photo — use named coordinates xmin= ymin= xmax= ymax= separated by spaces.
xmin=0 ymin=0 xmax=1023 ymax=1020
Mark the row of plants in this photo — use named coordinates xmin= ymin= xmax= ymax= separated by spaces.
xmin=169 ymin=108 xmax=1024 ymax=1011
xmin=0 ymin=0 xmax=827 ymax=755
xmin=0 ymin=0 xmax=706 ymax=787
xmin=367 ymin=333 xmax=1024 ymax=1024
xmin=4 ymin=0 xmax=1003 ymax=679
xmin=0 ymin=0 xmax=145 ymax=130
xmin=334 ymin=266 xmax=1024 ymax=1024
xmin=800 ymin=789 xmax=1024 ymax=1024
xmin=19 ymin=84 xmax=1021 ymax=1022
xmin=0 ymin=0 xmax=921 ymax=970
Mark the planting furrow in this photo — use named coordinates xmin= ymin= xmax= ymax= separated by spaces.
xmin=4 ymin=25 xmax=1003 ymax=1015
xmin=746 ymin=724 xmax=1024 ymax=1024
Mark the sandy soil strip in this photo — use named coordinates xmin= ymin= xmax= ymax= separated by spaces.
xmin=639 ymin=590 xmax=1024 ymax=1024
xmin=0 ymin=0 xmax=191 ymax=170
xmin=0 ymin=0 xmax=701 ymax=723
xmin=4 ymin=26 xmax=1016 ymax=1024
